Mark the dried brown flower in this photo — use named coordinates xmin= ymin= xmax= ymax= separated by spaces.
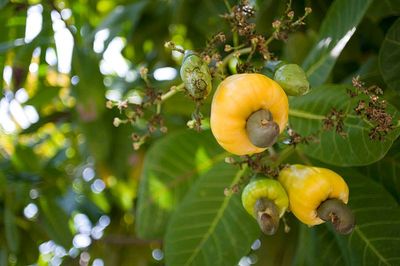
xmin=323 ymin=108 xmax=348 ymax=137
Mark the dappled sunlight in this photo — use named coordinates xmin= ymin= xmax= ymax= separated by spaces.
xmin=153 ymin=67 xmax=177 ymax=81
xmin=25 ymin=5 xmax=43 ymax=43
xmin=51 ymin=10 xmax=74 ymax=74
xmin=195 ymin=146 xmax=213 ymax=175
xmin=100 ymin=37 xmax=130 ymax=77
xmin=149 ymin=173 xmax=175 ymax=211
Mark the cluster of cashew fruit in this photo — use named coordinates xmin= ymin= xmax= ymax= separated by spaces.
xmin=242 ymin=165 xmax=355 ymax=235
xmin=180 ymin=51 xmax=355 ymax=235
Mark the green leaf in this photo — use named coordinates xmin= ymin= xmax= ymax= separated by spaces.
xmin=38 ymin=196 xmax=73 ymax=248
xmin=359 ymin=140 xmax=400 ymax=202
xmin=164 ymin=162 xmax=259 ymax=266
xmin=367 ymin=0 xmax=400 ymax=22
xmin=135 ymin=130 xmax=226 ymax=239
xmin=346 ymin=175 xmax=400 ymax=266
xmin=302 ymin=0 xmax=374 ymax=86
xmin=283 ymin=32 xmax=317 ymax=65
xmin=255 ymin=216 xmax=300 ymax=266
xmin=4 ymin=208 xmax=19 ymax=254
xmin=379 ymin=18 xmax=400 ymax=94
xmin=289 ymin=85 xmax=400 ymax=166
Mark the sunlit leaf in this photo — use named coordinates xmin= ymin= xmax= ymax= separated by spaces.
xmin=164 ymin=162 xmax=259 ymax=266
xmin=302 ymin=0 xmax=374 ymax=86
xmin=135 ymin=130 xmax=226 ymax=239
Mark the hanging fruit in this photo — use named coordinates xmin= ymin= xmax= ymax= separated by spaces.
xmin=210 ymin=73 xmax=289 ymax=155
xmin=278 ymin=164 xmax=355 ymax=234
xmin=241 ymin=178 xmax=289 ymax=235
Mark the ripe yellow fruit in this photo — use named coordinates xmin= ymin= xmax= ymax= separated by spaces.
xmin=210 ymin=73 xmax=289 ymax=155
xmin=278 ymin=164 xmax=349 ymax=226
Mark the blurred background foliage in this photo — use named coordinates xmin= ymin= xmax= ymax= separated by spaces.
xmin=0 ymin=0 xmax=399 ymax=265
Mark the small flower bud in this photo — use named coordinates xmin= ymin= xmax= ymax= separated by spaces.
xmin=148 ymin=125 xmax=156 ymax=133
xmin=160 ymin=126 xmax=168 ymax=133
xmin=250 ymin=37 xmax=258 ymax=45
xmin=106 ymin=100 xmax=114 ymax=109
xmin=272 ymin=20 xmax=281 ymax=29
xmin=133 ymin=142 xmax=141 ymax=150
xmin=224 ymin=157 xmax=235 ymax=164
xmin=131 ymin=133 xmax=140 ymax=141
xmin=305 ymin=7 xmax=312 ymax=14
xmin=140 ymin=67 xmax=148 ymax=79
xmin=117 ymin=100 xmax=128 ymax=110
xmin=187 ymin=119 xmax=196 ymax=129
xmin=202 ymin=55 xmax=211 ymax=64
xmin=233 ymin=51 xmax=241 ymax=58
xmin=287 ymin=11 xmax=294 ymax=19
xmin=216 ymin=32 xmax=226 ymax=43
xmin=224 ymin=188 xmax=231 ymax=196
xmin=224 ymin=44 xmax=233 ymax=52
xmin=164 ymin=41 xmax=175 ymax=49
xmin=113 ymin=117 xmax=121 ymax=127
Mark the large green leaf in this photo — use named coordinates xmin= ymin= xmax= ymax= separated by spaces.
xmin=379 ymin=18 xmax=400 ymax=94
xmin=289 ymin=85 xmax=400 ymax=166
xmin=346 ymin=174 xmax=400 ymax=266
xmin=164 ymin=162 xmax=259 ymax=266
xmin=359 ymin=140 xmax=400 ymax=202
xmin=292 ymin=224 xmax=350 ymax=266
xmin=255 ymin=216 xmax=300 ymax=266
xmin=302 ymin=0 xmax=373 ymax=86
xmin=135 ymin=130 xmax=226 ymax=239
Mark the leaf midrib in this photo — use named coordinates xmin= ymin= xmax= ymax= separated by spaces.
xmin=183 ymin=166 xmax=248 ymax=266
xmin=290 ymin=108 xmax=400 ymax=130
xmin=354 ymin=226 xmax=391 ymax=266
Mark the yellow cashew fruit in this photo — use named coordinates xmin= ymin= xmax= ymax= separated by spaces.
xmin=210 ymin=73 xmax=289 ymax=155
xmin=278 ymin=164 xmax=352 ymax=230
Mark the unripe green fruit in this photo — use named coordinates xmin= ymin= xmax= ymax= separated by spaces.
xmin=273 ymin=64 xmax=310 ymax=96
xmin=241 ymin=178 xmax=289 ymax=235
xmin=180 ymin=51 xmax=212 ymax=100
